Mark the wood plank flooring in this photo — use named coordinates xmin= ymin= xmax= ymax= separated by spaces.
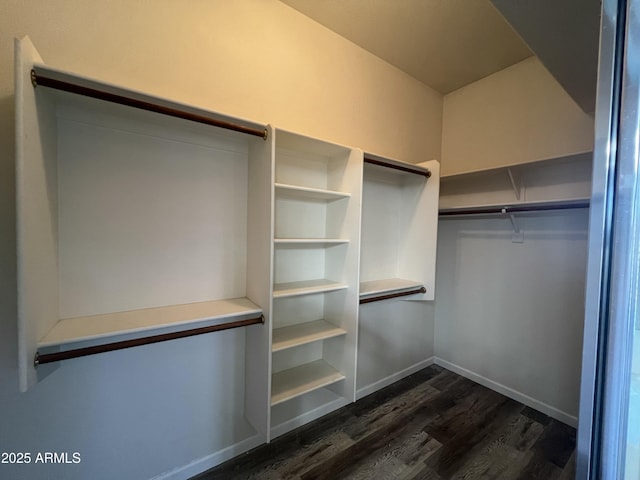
xmin=193 ymin=365 xmax=576 ymax=480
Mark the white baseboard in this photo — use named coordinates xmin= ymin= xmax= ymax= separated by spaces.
xmin=152 ymin=357 xmax=577 ymax=479
xmin=356 ymin=356 xmax=435 ymax=400
xmin=150 ymin=433 xmax=264 ymax=480
xmin=434 ymin=358 xmax=578 ymax=427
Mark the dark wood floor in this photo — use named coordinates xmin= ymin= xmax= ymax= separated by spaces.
xmin=194 ymin=365 xmax=576 ymax=480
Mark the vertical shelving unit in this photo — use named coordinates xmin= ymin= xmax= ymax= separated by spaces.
xmin=269 ymin=130 xmax=362 ymax=438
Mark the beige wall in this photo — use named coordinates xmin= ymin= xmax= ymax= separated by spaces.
xmin=1 ymin=0 xmax=442 ymax=164
xmin=441 ymin=56 xmax=594 ymax=176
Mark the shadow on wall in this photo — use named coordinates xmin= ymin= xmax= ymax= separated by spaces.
xmin=0 ymin=93 xmax=18 ymax=384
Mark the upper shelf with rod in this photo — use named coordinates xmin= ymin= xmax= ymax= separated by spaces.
xmin=438 ymin=152 xmax=592 ymax=243
xmin=30 ymin=64 xmax=268 ymax=139
xmin=439 ymin=151 xmax=592 ymax=215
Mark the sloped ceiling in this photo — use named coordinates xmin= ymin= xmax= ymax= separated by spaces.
xmin=279 ymin=0 xmax=600 ymax=112
xmin=490 ymin=0 xmax=601 ymax=114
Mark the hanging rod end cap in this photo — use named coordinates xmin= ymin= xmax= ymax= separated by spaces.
xmin=33 ymin=352 xmax=40 ymax=368
xmin=30 ymin=69 xmax=37 ymax=88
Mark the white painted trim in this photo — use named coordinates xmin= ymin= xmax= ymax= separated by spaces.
xmin=151 ymin=356 xmax=578 ymax=479
xmin=356 ymin=357 xmax=435 ymax=400
xmin=149 ymin=434 xmax=264 ymax=480
xmin=433 ymin=358 xmax=578 ymax=427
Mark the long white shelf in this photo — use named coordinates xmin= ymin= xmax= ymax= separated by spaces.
xmin=359 ymin=278 xmax=425 ymax=301
xmin=272 ymin=319 xmax=346 ymax=352
xmin=274 ymin=183 xmax=351 ymax=202
xmin=38 ymin=297 xmax=262 ymax=348
xmin=274 ymin=238 xmax=349 ymax=246
xmin=273 ymin=279 xmax=348 ymax=299
xmin=439 ymin=151 xmax=593 ymax=179
xmin=271 ymin=360 xmax=345 ymax=406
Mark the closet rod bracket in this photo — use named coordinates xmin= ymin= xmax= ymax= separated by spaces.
xmin=502 ymin=208 xmax=524 ymax=243
xmin=502 ymin=207 xmax=524 ymax=243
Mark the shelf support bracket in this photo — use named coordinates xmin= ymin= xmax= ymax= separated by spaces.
xmin=507 ymin=167 xmax=523 ymax=201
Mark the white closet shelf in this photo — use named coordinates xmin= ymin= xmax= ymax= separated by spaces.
xmin=438 ymin=152 xmax=592 ymax=216
xmin=274 ymin=183 xmax=351 ymax=202
xmin=273 ymin=279 xmax=348 ymax=298
xmin=439 ymin=151 xmax=593 ymax=179
xmin=271 ymin=360 xmax=345 ymax=406
xmin=359 ymin=278 xmax=425 ymax=302
xmin=38 ymin=297 xmax=262 ymax=349
xmin=438 ymin=197 xmax=590 ymax=216
xmin=274 ymin=238 xmax=349 ymax=246
xmin=272 ymin=319 xmax=346 ymax=352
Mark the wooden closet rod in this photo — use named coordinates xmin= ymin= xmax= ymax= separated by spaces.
xmin=360 ymin=287 xmax=426 ymax=304
xmin=34 ymin=315 xmax=264 ymax=366
xmin=439 ymin=200 xmax=590 ymax=217
xmin=31 ymin=69 xmax=268 ymax=140
xmin=364 ymin=156 xmax=431 ymax=178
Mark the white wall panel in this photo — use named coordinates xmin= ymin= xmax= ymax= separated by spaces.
xmin=442 ymin=57 xmax=594 ymax=176
xmin=435 ymin=212 xmax=588 ymax=421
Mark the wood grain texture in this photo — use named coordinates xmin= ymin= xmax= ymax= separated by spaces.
xmin=193 ymin=365 xmax=576 ymax=480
